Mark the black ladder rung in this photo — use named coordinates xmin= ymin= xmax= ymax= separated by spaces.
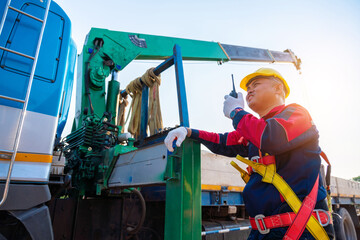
xmin=8 ymin=6 xmax=44 ymax=23
xmin=0 ymin=94 xmax=25 ymax=103
xmin=0 ymin=46 xmax=35 ymax=60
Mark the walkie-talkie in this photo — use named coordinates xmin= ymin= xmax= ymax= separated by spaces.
xmin=229 ymin=74 xmax=238 ymax=98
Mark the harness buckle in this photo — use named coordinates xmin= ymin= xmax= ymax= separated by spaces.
xmin=254 ymin=214 xmax=270 ymax=234
xmin=251 ymin=156 xmax=260 ymax=163
xmin=314 ymin=209 xmax=330 ymax=227
xmin=250 ymin=156 xmax=260 ymax=173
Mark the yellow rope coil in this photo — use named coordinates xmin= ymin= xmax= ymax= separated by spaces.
xmin=117 ymin=93 xmax=129 ymax=133
xmin=145 ymin=69 xmax=163 ymax=135
xmin=121 ymin=68 xmax=163 ymax=138
xmin=126 ymin=77 xmax=142 ymax=137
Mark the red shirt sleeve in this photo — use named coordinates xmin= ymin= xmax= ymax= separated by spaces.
xmin=189 ymin=129 xmax=249 ymax=157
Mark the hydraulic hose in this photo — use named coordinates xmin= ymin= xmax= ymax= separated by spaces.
xmin=125 ymin=188 xmax=146 ymax=236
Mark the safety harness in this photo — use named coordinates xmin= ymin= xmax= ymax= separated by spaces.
xmin=231 ymin=153 xmax=331 ymax=240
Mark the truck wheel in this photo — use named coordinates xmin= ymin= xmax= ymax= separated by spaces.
xmin=337 ymin=208 xmax=357 ymax=240
xmin=0 ymin=212 xmax=31 ymax=240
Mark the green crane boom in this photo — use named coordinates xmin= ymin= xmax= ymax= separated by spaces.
xmin=74 ymin=28 xmax=301 ymax=130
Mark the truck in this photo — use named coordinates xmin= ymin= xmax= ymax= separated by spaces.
xmin=0 ymin=0 xmax=359 ymax=239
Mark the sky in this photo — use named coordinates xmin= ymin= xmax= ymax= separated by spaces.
xmin=57 ymin=0 xmax=360 ymax=179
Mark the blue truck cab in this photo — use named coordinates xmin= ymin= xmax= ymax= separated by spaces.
xmin=0 ymin=0 xmax=75 ymax=238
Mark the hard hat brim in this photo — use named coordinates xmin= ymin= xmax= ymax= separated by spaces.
xmin=240 ymin=72 xmax=290 ymax=98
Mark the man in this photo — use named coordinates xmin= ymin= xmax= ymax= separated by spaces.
xmin=164 ymin=68 xmax=334 ymax=239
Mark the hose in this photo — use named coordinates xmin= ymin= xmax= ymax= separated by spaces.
xmin=124 ymin=188 xmax=146 ymax=236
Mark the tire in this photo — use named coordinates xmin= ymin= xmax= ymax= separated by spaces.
xmin=333 ymin=212 xmax=344 ymax=240
xmin=0 ymin=211 xmax=31 ymax=240
xmin=336 ymin=208 xmax=357 ymax=240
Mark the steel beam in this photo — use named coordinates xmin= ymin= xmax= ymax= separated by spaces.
xmin=174 ymin=44 xmax=190 ymax=127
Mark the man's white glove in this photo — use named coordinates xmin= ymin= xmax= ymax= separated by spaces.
xmin=223 ymin=92 xmax=244 ymax=119
xmin=164 ymin=127 xmax=188 ymax=152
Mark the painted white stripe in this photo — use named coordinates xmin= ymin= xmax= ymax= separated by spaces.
xmin=0 ymin=160 xmax=50 ymax=182
xmin=0 ymin=105 xmax=58 ymax=154
xmin=201 ymin=226 xmax=252 ymax=236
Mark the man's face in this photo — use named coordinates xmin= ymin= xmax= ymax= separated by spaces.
xmin=246 ymin=77 xmax=279 ymax=112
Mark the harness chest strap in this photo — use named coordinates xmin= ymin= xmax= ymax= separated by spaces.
xmin=230 ymin=155 xmax=276 ymax=184
xmin=247 ymin=155 xmax=276 ymax=175
xmin=235 ymin=155 xmax=329 ymax=240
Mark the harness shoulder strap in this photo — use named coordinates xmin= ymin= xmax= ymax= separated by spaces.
xmin=284 ymin=175 xmax=319 ymax=240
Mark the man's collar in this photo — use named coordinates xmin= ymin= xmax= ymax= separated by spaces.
xmin=262 ymin=104 xmax=286 ymax=120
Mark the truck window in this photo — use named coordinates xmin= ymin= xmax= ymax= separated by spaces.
xmin=0 ymin=2 xmax=64 ymax=83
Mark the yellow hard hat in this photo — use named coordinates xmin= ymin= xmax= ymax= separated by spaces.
xmin=240 ymin=68 xmax=290 ymax=98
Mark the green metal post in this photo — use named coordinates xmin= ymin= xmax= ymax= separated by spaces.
xmin=164 ymin=139 xmax=201 ymax=240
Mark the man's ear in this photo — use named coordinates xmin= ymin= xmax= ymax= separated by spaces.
xmin=276 ymin=83 xmax=285 ymax=94
xmin=273 ymin=82 xmax=281 ymax=93
xmin=274 ymin=83 xmax=286 ymax=99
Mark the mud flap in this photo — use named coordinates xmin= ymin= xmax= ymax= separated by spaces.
xmin=9 ymin=204 xmax=53 ymax=240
